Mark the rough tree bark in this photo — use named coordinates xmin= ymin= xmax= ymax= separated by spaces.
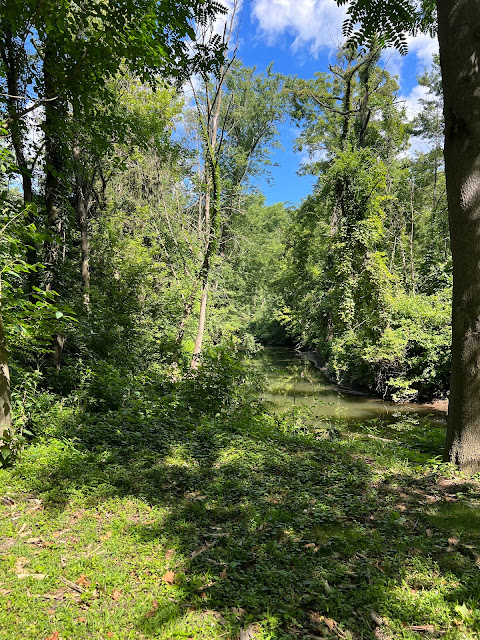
xmin=438 ymin=0 xmax=480 ymax=472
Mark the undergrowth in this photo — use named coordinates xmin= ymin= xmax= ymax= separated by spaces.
xmin=0 ymin=354 xmax=479 ymax=640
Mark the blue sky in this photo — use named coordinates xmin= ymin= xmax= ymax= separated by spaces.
xmin=223 ymin=0 xmax=438 ymax=206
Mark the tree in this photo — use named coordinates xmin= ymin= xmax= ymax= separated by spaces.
xmin=184 ymin=4 xmax=286 ymax=367
xmin=335 ymin=0 xmax=480 ymax=471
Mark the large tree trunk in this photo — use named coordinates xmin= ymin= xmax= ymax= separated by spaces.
xmin=438 ymin=1 xmax=480 ymax=472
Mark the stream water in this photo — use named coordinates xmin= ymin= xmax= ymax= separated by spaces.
xmin=254 ymin=347 xmax=446 ymax=435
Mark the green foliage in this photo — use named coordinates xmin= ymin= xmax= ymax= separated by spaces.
xmin=274 ymin=45 xmax=451 ymax=402
xmin=2 ymin=379 xmax=480 ymax=638
xmin=336 ymin=0 xmax=437 ymax=54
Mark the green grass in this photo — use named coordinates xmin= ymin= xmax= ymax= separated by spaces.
xmin=1 ymin=409 xmax=480 ymax=639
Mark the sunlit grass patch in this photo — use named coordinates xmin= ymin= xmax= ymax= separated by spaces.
xmin=427 ymin=501 xmax=480 ymax=537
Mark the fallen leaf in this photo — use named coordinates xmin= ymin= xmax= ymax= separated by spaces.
xmin=405 ymin=625 xmax=435 ymax=633
xmin=47 ymin=609 xmax=55 ymax=615
xmin=0 ymin=589 xmax=11 ymax=595
xmin=76 ymin=574 xmax=90 ymax=587
xmin=374 ymin=628 xmax=392 ymax=640
xmin=370 ymin=611 xmax=383 ymax=626
xmin=204 ymin=610 xmax=226 ymax=624
xmin=17 ymin=573 xmax=46 ymax=580
xmin=161 ymin=570 xmax=175 ymax=585
xmin=232 ymin=607 xmax=246 ymax=620
xmin=18 ymin=523 xmax=28 ymax=535
xmin=239 ymin=623 xmax=259 ymax=639
xmin=219 ymin=568 xmax=228 ymax=579
xmin=145 ymin=601 xmax=158 ymax=618
xmin=26 ymin=505 xmax=43 ymax=514
xmin=76 ymin=617 xmax=87 ymax=623
xmin=0 ymin=537 xmax=17 ymax=552
xmin=60 ymin=577 xmax=83 ymax=593
xmin=52 ymin=529 xmax=71 ymax=539
xmin=45 ymin=632 xmax=59 ymax=640
xmin=165 ymin=549 xmax=174 ymax=560
xmin=426 ymin=529 xmax=433 ymax=538
xmin=100 ymin=531 xmax=112 ymax=541
xmin=107 ymin=633 xmax=114 ymax=638
xmin=324 ymin=618 xmax=336 ymax=631
xmin=190 ymin=542 xmax=212 ymax=558
xmin=19 ymin=529 xmax=33 ymax=538
xmin=448 ymin=535 xmax=460 ymax=546
xmin=111 ymin=589 xmax=121 ymax=601
xmin=446 ymin=546 xmax=455 ymax=553
xmin=26 ymin=537 xmax=42 ymax=545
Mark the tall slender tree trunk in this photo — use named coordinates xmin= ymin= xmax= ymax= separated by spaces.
xmin=190 ymin=280 xmax=208 ymax=370
xmin=176 ymin=283 xmax=199 ymax=347
xmin=409 ymin=181 xmax=416 ymax=295
xmin=43 ymin=40 xmax=64 ymax=295
xmin=73 ymin=146 xmax=91 ymax=311
xmin=43 ymin=39 xmax=66 ymax=370
xmin=189 ymin=86 xmax=222 ymax=369
xmin=77 ymin=182 xmax=91 ymax=311
xmin=0 ymin=283 xmax=12 ymax=429
xmin=438 ymin=1 xmax=480 ymax=472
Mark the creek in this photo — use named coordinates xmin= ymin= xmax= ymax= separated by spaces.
xmin=254 ymin=347 xmax=446 ymax=438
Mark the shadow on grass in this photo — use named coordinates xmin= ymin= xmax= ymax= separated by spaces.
xmin=9 ymin=405 xmax=480 ymax=639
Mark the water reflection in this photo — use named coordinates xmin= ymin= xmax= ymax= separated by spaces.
xmin=254 ymin=347 xmax=445 ymax=428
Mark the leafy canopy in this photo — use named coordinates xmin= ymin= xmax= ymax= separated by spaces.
xmin=336 ymin=0 xmax=437 ymax=55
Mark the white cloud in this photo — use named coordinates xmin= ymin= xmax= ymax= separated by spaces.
xmin=213 ymin=0 xmax=236 ymax=38
xmin=251 ymin=0 xmax=438 ymax=88
xmin=400 ymin=83 xmax=429 ymax=120
xmin=251 ymin=0 xmax=347 ymax=55
xmin=406 ymin=33 xmax=438 ymax=67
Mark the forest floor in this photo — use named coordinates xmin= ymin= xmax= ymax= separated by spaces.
xmin=1 ymin=409 xmax=480 ymax=640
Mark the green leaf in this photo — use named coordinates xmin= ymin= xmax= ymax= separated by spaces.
xmin=55 ymin=311 xmax=64 ymax=319
xmin=455 ymin=603 xmax=472 ymax=620
xmin=0 ymin=446 xmax=12 ymax=459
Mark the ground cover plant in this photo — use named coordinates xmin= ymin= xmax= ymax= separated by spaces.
xmin=1 ymin=378 xmax=480 ymax=640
